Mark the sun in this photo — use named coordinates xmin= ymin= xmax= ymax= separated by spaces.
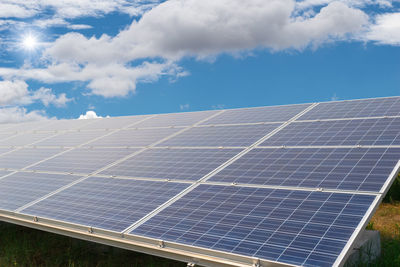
xmin=23 ymin=34 xmax=38 ymax=51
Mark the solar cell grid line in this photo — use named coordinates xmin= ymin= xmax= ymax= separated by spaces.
xmin=130 ymin=184 xmax=377 ymax=267
xmin=297 ymin=96 xmax=400 ymax=121
xmin=86 ymin=127 xmax=183 ymax=147
xmin=0 ymin=172 xmax=83 ymax=211
xmin=20 ymin=177 xmax=190 ymax=232
xmin=200 ymin=103 xmax=311 ymax=125
xmin=15 ymin=110 xmax=226 ymax=212
xmin=260 ymin=117 xmax=400 ymax=147
xmin=156 ymin=123 xmax=283 ymax=147
xmin=122 ymin=103 xmax=319 ymax=234
xmin=208 ymin=147 xmax=400 ymax=193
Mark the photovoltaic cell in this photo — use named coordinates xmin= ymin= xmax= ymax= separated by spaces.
xmin=261 ymin=118 xmax=400 ymax=146
xmin=133 ymin=110 xmax=218 ymax=128
xmin=0 ymin=172 xmax=82 ymax=211
xmin=132 ymin=184 xmax=376 ymax=267
xmin=210 ymin=147 xmax=400 ymax=192
xmin=2 ymin=120 xmax=52 ymax=133
xmin=35 ymin=119 xmax=95 ymax=132
xmin=298 ymin=97 xmax=400 ymax=120
xmin=0 ymin=147 xmax=66 ymax=170
xmin=200 ymin=104 xmax=311 ymax=125
xmin=78 ymin=115 xmax=151 ymax=130
xmin=28 ymin=147 xmax=138 ymax=175
xmin=34 ymin=130 xmax=109 ymax=147
xmin=100 ymin=148 xmax=242 ymax=181
xmin=0 ymin=132 xmax=57 ymax=147
xmin=157 ymin=124 xmax=281 ymax=147
xmin=22 ymin=177 xmax=189 ymax=232
xmin=88 ymin=127 xmax=181 ymax=147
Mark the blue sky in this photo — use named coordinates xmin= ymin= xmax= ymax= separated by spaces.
xmin=0 ymin=0 xmax=399 ymax=122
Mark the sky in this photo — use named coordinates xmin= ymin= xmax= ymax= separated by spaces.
xmin=0 ymin=0 xmax=399 ymax=122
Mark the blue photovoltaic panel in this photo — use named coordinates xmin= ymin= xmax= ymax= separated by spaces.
xmin=101 ymin=148 xmax=242 ymax=181
xmin=261 ymin=117 xmax=400 ymax=146
xmin=34 ymin=119 xmax=95 ymax=131
xmin=28 ymin=147 xmax=138 ymax=175
xmin=157 ymin=124 xmax=281 ymax=147
xmin=0 ymin=132 xmax=57 ymax=147
xmin=0 ymin=172 xmax=82 ymax=211
xmin=210 ymin=147 xmax=400 ymax=192
xmin=34 ymin=130 xmax=109 ymax=147
xmin=0 ymin=147 xmax=66 ymax=170
xmin=88 ymin=127 xmax=181 ymax=147
xmin=132 ymin=185 xmax=376 ymax=267
xmin=78 ymin=115 xmax=150 ymax=130
xmin=298 ymin=97 xmax=400 ymax=121
xmin=132 ymin=110 xmax=218 ymax=128
xmin=1 ymin=120 xmax=51 ymax=133
xmin=22 ymin=177 xmax=189 ymax=232
xmin=200 ymin=104 xmax=311 ymax=125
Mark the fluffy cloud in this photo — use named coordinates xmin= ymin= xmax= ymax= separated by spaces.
xmin=0 ymin=0 xmax=369 ymax=98
xmin=78 ymin=110 xmax=102 ymax=119
xmin=44 ymin=0 xmax=368 ymax=62
xmin=0 ymin=107 xmax=47 ymax=123
xmin=366 ymin=12 xmax=400 ymax=45
xmin=0 ymin=80 xmax=72 ymax=107
xmin=0 ymin=0 xmax=159 ymax=19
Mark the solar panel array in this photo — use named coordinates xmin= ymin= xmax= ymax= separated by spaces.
xmin=0 ymin=97 xmax=399 ymax=267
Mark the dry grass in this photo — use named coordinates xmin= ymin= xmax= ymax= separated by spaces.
xmin=370 ymin=202 xmax=400 ymax=239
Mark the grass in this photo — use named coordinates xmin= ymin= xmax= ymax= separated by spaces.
xmin=0 ymin=222 xmax=184 ymax=267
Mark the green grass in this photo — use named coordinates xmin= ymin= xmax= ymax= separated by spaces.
xmin=0 ymin=222 xmax=184 ymax=267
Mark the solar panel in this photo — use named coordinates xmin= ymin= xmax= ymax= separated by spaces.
xmin=0 ymin=147 xmax=66 ymax=170
xmin=131 ymin=184 xmax=376 ymax=267
xmin=0 ymin=132 xmax=57 ymax=147
xmin=298 ymin=97 xmax=400 ymax=120
xmin=133 ymin=110 xmax=218 ymax=128
xmin=78 ymin=115 xmax=151 ymax=130
xmin=157 ymin=124 xmax=282 ymax=147
xmin=87 ymin=127 xmax=182 ymax=147
xmin=201 ymin=104 xmax=311 ymax=125
xmin=261 ymin=117 xmax=400 ymax=146
xmin=209 ymin=147 xmax=399 ymax=192
xmin=0 ymin=172 xmax=82 ymax=211
xmin=28 ymin=147 xmax=139 ymax=175
xmin=34 ymin=130 xmax=110 ymax=147
xmin=0 ymin=96 xmax=398 ymax=267
xmin=100 ymin=148 xmax=242 ymax=181
xmin=21 ymin=177 xmax=189 ymax=232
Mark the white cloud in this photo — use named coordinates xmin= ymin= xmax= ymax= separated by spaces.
xmin=179 ymin=103 xmax=190 ymax=110
xmin=0 ymin=0 xmax=370 ymax=99
xmin=366 ymin=12 xmax=400 ymax=45
xmin=0 ymin=0 xmax=160 ymax=19
xmin=0 ymin=80 xmax=30 ymax=105
xmin=0 ymin=3 xmax=35 ymax=18
xmin=78 ymin=110 xmax=102 ymax=119
xmin=0 ymin=107 xmax=48 ymax=123
xmin=0 ymin=80 xmax=72 ymax=107
xmin=31 ymin=87 xmax=72 ymax=107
